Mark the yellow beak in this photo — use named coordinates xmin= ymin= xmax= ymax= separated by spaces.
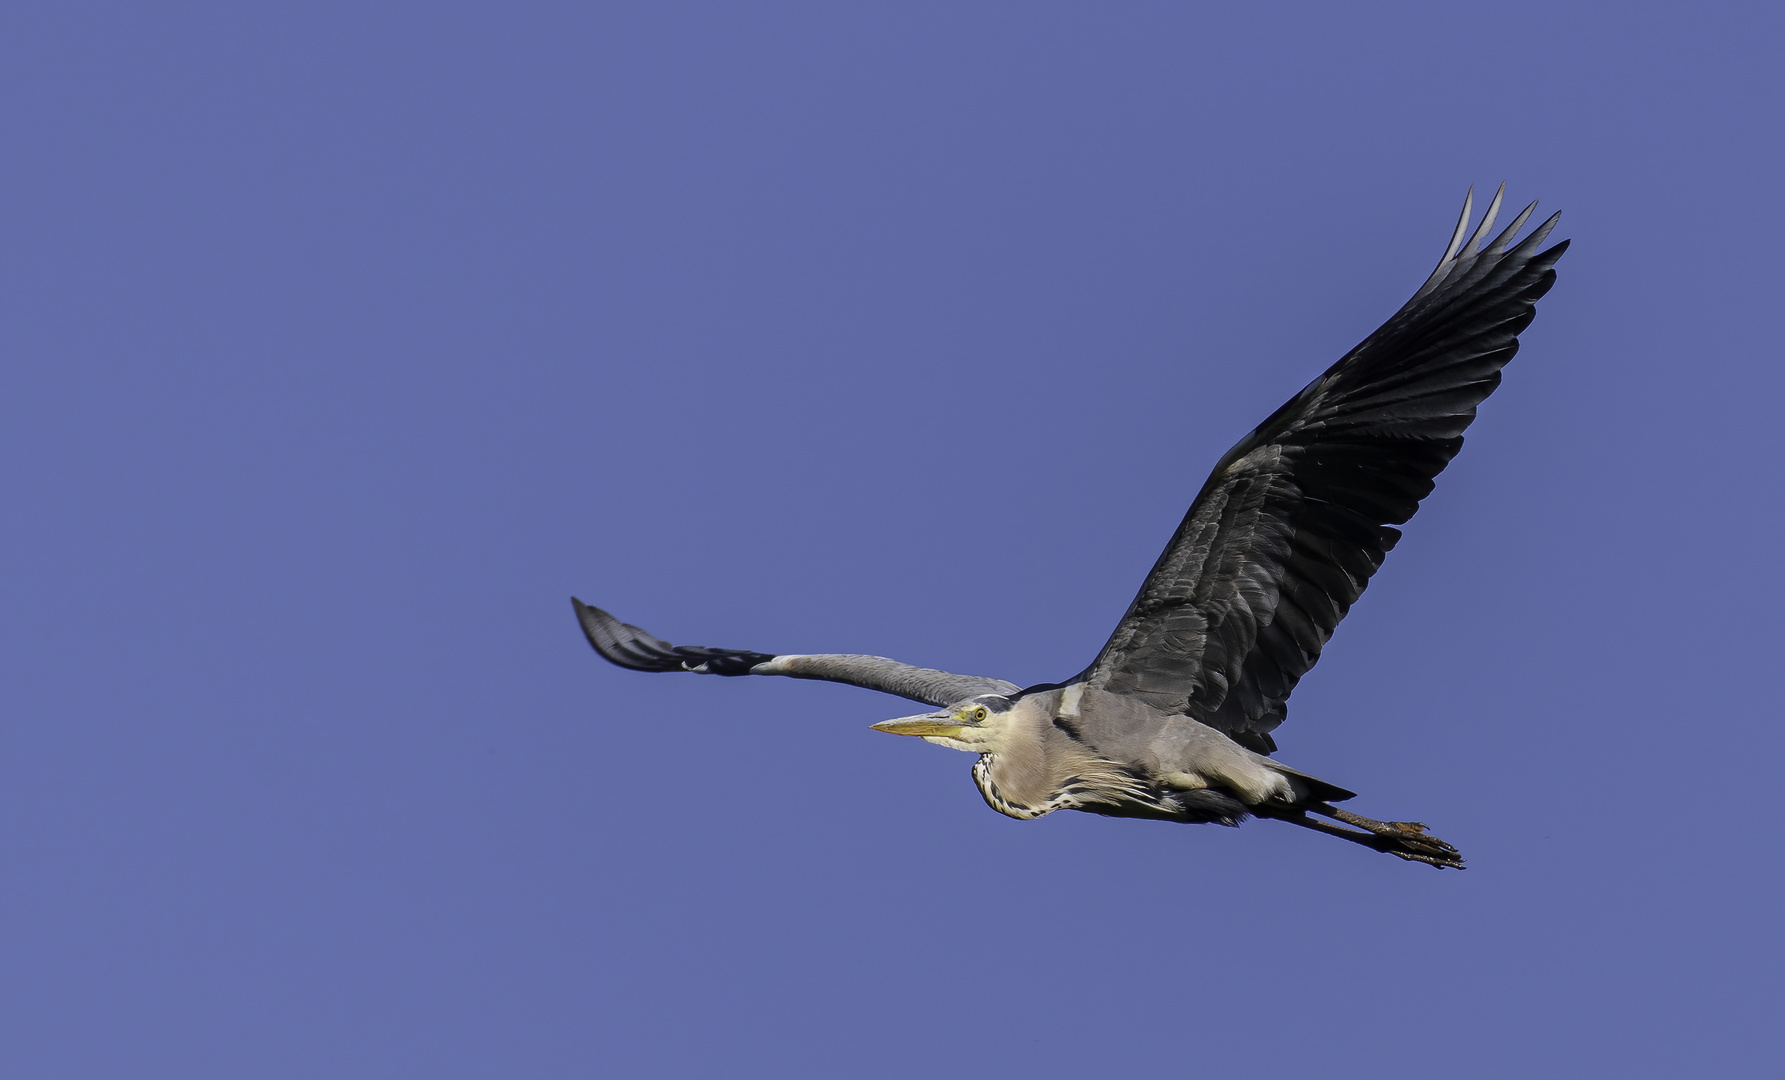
xmin=870 ymin=714 xmax=966 ymax=739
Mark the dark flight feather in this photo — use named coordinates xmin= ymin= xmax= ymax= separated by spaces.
xmin=1083 ymin=192 xmax=1567 ymax=752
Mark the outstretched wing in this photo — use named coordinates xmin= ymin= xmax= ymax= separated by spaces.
xmin=1082 ymin=188 xmax=1568 ymax=752
xmin=573 ymin=599 xmax=1020 ymax=708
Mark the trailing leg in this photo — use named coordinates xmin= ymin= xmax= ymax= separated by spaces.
xmin=1267 ymin=804 xmax=1465 ymax=869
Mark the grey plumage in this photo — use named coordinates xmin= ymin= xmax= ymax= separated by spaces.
xmin=573 ymin=602 xmax=1019 ymax=706
xmin=574 ymin=189 xmax=1569 ymax=869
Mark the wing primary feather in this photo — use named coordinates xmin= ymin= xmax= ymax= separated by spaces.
xmin=1460 ymin=182 xmax=1505 ymax=258
xmin=1485 ymin=200 xmax=1538 ymax=255
xmin=1506 ymin=212 xmax=1563 ymax=261
xmin=572 ymin=598 xmax=774 ymax=674
xmin=1413 ymin=188 xmax=1476 ymax=299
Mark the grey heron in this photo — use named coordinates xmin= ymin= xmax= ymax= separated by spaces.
xmin=574 ymin=188 xmax=1566 ymax=869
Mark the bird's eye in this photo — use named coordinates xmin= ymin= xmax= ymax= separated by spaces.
xmin=972 ymin=707 xmax=988 ymax=722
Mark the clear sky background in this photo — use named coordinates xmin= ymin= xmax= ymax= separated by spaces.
xmin=4 ymin=3 xmax=1781 ymax=1077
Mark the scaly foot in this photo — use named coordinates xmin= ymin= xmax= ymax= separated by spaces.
xmin=1324 ymin=808 xmax=1465 ymax=869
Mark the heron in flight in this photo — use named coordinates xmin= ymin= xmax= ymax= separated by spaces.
xmin=575 ymin=188 xmax=1566 ymax=869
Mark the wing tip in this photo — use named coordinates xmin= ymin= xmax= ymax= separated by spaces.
xmin=571 ymin=597 xmax=673 ymax=671
xmin=1413 ymin=189 xmax=1566 ymax=304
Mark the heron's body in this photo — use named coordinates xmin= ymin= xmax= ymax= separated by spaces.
xmin=574 ymin=188 xmax=1570 ymax=868
xmin=951 ymin=686 xmax=1300 ymax=822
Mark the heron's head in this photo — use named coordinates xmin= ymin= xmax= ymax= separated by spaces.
xmin=869 ymin=694 xmax=1019 ymax=754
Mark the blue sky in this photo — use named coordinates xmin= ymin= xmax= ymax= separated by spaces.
xmin=4 ymin=3 xmax=1781 ymax=1076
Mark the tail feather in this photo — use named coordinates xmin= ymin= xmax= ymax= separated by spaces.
xmin=1270 ymin=763 xmax=1358 ymax=804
